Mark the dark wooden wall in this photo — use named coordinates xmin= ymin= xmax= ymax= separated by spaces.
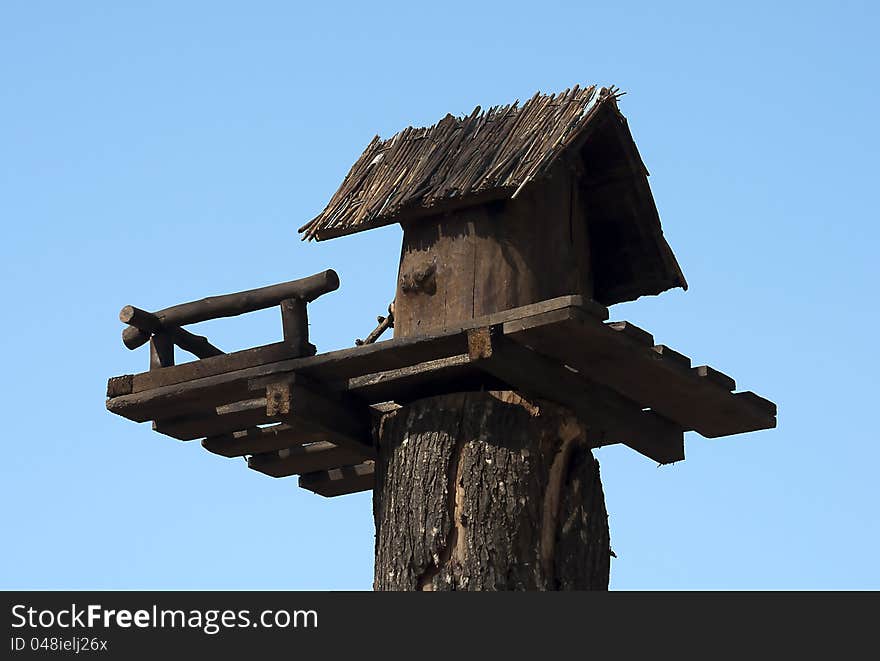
xmin=394 ymin=162 xmax=593 ymax=338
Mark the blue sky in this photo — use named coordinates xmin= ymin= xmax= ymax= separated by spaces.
xmin=1 ymin=1 xmax=877 ymax=589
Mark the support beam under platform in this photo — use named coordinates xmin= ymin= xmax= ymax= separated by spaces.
xmin=249 ymin=442 xmax=370 ymax=478
xmin=466 ymin=326 xmax=684 ymax=464
xmin=106 ymin=296 xmax=777 ymax=497
xmin=299 ymin=462 xmax=375 ymax=498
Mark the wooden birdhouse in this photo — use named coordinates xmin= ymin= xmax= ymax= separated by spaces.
xmin=107 ymin=84 xmax=775 ymax=507
xmin=300 ymin=86 xmax=687 ymax=337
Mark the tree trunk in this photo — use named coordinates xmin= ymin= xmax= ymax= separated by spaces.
xmin=373 ymin=390 xmax=610 ymax=591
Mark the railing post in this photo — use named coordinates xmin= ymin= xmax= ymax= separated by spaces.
xmin=280 ymin=298 xmax=315 ymax=357
xmin=149 ymin=332 xmax=175 ymax=370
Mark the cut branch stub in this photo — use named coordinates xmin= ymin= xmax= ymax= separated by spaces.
xmin=355 ymin=302 xmax=395 ymax=346
xmin=121 ymin=269 xmax=339 ymax=350
xmin=120 ymin=305 xmax=162 ymax=333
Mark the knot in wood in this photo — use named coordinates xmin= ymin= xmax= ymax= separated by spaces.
xmin=400 ymin=262 xmax=437 ymax=295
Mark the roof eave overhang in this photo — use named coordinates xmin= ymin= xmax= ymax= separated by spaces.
xmin=308 ymin=187 xmax=517 ymax=241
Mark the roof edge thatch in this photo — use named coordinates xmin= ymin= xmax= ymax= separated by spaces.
xmin=300 ymin=85 xmax=622 ymax=241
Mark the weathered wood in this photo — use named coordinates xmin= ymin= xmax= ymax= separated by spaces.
xmin=373 ymin=391 xmax=610 ymax=590
xmin=275 ymin=382 xmax=373 ymax=453
xmin=106 ymin=301 xmax=577 ymax=424
xmin=122 ymin=269 xmax=339 ymax=350
xmin=299 ymin=462 xmax=375 ymax=497
xmin=120 ymin=305 xmax=161 ymax=332
xmin=106 ymin=374 xmax=133 ymax=398
xmin=130 ymin=372 xmax=374 ymax=450
xmin=265 ymin=382 xmax=291 ymax=417
xmin=301 ymin=86 xmax=607 ymax=241
xmin=466 ymin=327 xmax=684 ymax=464
xmin=503 ymin=307 xmax=776 ymax=437
xmin=578 ymin=108 xmax=688 ymax=304
xmin=153 ymin=398 xmax=271 ymax=441
xmin=356 ymin=304 xmax=394 ymax=346
xmin=301 ymin=87 xmax=686 ymax=307
xmin=120 ymin=306 xmax=223 ymax=358
xmin=607 ymin=321 xmax=654 ymax=346
xmin=109 ymin=296 xmax=600 ymax=396
xmin=289 ymin=295 xmax=605 ymax=383
xmin=652 ymin=344 xmax=691 ymax=369
xmin=394 ymin=166 xmax=594 ymax=339
xmin=168 ymin=327 xmax=224 ymax=360
xmin=107 ymin=295 xmax=773 ymax=480
xmin=149 ymin=333 xmax=174 ymax=370
xmin=202 ymin=424 xmax=324 ymax=458
xmin=108 ymin=296 xmax=773 ymax=450
xmin=248 ymin=442 xmax=369 ymax=478
xmin=342 ymin=354 xmax=497 ymax=404
xmin=280 ymin=297 xmax=314 ymax=356
xmin=731 ymin=391 xmax=776 ymax=416
xmin=693 ymin=365 xmax=736 ymax=391
xmin=309 ymin=189 xmax=512 ymax=241
xmin=128 ymin=342 xmax=296 ymax=394
xmin=108 ymin=366 xmax=280 ymax=423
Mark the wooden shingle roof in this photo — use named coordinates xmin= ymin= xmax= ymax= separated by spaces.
xmin=300 ymin=85 xmax=619 ymax=241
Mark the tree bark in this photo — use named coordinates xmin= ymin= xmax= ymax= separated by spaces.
xmin=373 ymin=390 xmax=610 ymax=591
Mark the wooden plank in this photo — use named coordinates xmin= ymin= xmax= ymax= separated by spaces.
xmin=265 ymin=331 xmax=467 ymax=386
xmin=395 ymin=212 xmax=475 ymax=338
xmin=313 ymin=189 xmax=511 ymax=241
xmin=607 ymin=321 xmax=653 ymax=346
xmin=108 ymin=296 xmax=773 ymax=446
xmin=341 ymin=354 xmax=501 ymax=404
xmin=245 ymin=378 xmax=374 ymax=453
xmin=248 ymin=442 xmax=368 ymax=477
xmin=299 ymin=462 xmax=375 ymax=497
xmin=467 ymin=327 xmax=684 ymax=464
xmin=652 ymin=344 xmax=691 ymax=369
xmin=503 ymin=308 xmax=775 ymax=438
xmin=122 ymin=269 xmax=339 ymax=350
xmin=294 ymin=296 xmax=601 ymax=383
xmin=129 ymin=342 xmax=297 ymax=394
xmin=278 ymin=382 xmax=372 ymax=449
xmin=732 ymin=391 xmax=776 ymax=416
xmin=202 ymin=424 xmax=324 ymax=458
xmin=108 ymin=367 xmax=287 ymax=423
xmin=112 ymin=295 xmax=600 ymax=395
xmin=108 ymin=302 xmax=582 ymax=424
xmin=106 ymin=374 xmax=133 ymax=398
xmin=693 ymin=365 xmax=736 ymax=391
xmin=153 ymin=398 xmax=271 ymax=441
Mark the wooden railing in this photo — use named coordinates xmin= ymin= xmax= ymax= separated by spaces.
xmin=119 ymin=269 xmax=339 ymax=370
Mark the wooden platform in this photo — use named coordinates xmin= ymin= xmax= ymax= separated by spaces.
xmin=106 ymin=296 xmax=776 ymax=497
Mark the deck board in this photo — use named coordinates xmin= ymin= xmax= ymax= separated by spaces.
xmin=106 ymin=296 xmax=776 ymax=495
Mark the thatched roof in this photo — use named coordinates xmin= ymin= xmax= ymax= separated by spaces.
xmin=300 ymin=85 xmax=687 ymax=304
xmin=300 ymin=85 xmax=619 ymax=241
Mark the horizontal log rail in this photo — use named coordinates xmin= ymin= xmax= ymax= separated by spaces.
xmin=120 ymin=269 xmax=339 ymax=370
xmin=120 ymin=307 xmax=224 ymax=358
xmin=122 ymin=269 xmax=339 ymax=350
xmin=107 ymin=295 xmax=777 ymax=493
